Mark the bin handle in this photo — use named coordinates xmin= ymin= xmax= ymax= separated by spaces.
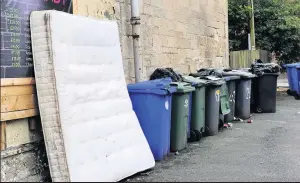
xmin=166 ymin=88 xmax=173 ymax=94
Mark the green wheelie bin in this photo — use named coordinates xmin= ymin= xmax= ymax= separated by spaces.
xmin=182 ymin=76 xmax=209 ymax=142
xmin=170 ymin=82 xmax=195 ymax=152
xmin=219 ymin=83 xmax=231 ymax=127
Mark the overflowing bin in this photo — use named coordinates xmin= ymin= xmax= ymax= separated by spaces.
xmin=127 ymin=78 xmax=176 ymax=160
xmin=252 ymin=73 xmax=279 ymax=112
xmin=223 ymin=76 xmax=241 ymax=122
xmin=250 ymin=61 xmax=281 ymax=111
xmin=169 ymin=82 xmax=195 ymax=152
xmin=183 ymin=76 xmax=209 ymax=142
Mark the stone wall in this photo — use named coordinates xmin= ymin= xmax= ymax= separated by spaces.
xmin=75 ymin=0 xmax=229 ymax=83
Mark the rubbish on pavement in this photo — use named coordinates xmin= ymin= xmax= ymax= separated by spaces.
xmin=223 ymin=123 xmax=229 ymax=128
xmin=247 ymin=119 xmax=253 ymax=123
xmin=223 ymin=123 xmax=233 ymax=129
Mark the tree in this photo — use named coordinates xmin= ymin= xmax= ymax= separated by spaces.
xmin=228 ymin=0 xmax=300 ymax=64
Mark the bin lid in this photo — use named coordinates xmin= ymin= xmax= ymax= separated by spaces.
xmin=182 ymin=76 xmax=209 ymax=87
xmin=198 ymin=76 xmax=226 ymax=86
xmin=170 ymin=82 xmax=195 ymax=93
xmin=222 ymin=70 xmax=256 ymax=79
xmin=257 ymin=73 xmax=280 ymax=76
xmin=127 ymin=77 xmax=177 ymax=95
xmin=223 ymin=75 xmax=241 ymax=81
xmin=283 ymin=63 xmax=300 ymax=68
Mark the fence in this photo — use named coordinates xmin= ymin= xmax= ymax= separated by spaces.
xmin=229 ymin=50 xmax=270 ymax=69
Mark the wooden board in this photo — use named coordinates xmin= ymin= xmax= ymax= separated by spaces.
xmin=1 ymin=108 xmax=39 ymax=121
xmin=0 ymin=78 xmax=35 ymax=87
xmin=1 ymin=85 xmax=36 ymax=96
xmin=0 ymin=78 xmax=39 ymax=121
xmin=229 ymin=50 xmax=270 ymax=69
xmin=1 ymin=94 xmax=38 ymax=113
xmin=1 ymin=121 xmax=6 ymax=151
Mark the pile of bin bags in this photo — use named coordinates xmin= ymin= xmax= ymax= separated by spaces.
xmin=127 ymin=66 xmax=279 ymax=161
xmin=249 ymin=59 xmax=280 ymax=76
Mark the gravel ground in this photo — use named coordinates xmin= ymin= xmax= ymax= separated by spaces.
xmin=124 ymin=92 xmax=300 ymax=182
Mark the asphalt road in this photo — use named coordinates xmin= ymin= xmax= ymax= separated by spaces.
xmin=125 ymin=92 xmax=300 ymax=182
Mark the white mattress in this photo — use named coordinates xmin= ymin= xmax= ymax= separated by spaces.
xmin=30 ymin=10 xmax=155 ymax=182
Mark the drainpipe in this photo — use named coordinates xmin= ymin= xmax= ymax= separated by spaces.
xmin=130 ymin=0 xmax=142 ymax=82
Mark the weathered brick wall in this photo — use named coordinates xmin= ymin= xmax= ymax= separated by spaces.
xmin=75 ymin=0 xmax=229 ymax=83
xmin=116 ymin=0 xmax=229 ymax=83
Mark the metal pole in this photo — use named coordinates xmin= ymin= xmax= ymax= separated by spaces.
xmin=130 ymin=0 xmax=142 ymax=82
xmin=249 ymin=0 xmax=256 ymax=50
xmin=248 ymin=33 xmax=251 ymax=50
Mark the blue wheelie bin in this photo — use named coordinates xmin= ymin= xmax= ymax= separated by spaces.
xmin=296 ymin=66 xmax=300 ymax=100
xmin=127 ymin=78 xmax=176 ymax=161
xmin=283 ymin=63 xmax=300 ymax=98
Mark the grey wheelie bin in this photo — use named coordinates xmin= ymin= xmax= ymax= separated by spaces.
xmin=223 ymin=76 xmax=241 ymax=122
xmin=203 ymin=76 xmax=225 ymax=136
xmin=182 ymin=76 xmax=209 ymax=142
xmin=222 ymin=71 xmax=256 ymax=119
xmin=170 ymin=82 xmax=195 ymax=152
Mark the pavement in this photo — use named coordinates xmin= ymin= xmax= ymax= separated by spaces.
xmin=277 ymin=73 xmax=289 ymax=88
xmin=124 ymin=92 xmax=300 ymax=182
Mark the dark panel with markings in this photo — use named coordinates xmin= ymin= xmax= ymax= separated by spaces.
xmin=0 ymin=0 xmax=72 ymax=78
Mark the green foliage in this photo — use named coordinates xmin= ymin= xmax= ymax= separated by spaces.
xmin=229 ymin=0 xmax=300 ymax=64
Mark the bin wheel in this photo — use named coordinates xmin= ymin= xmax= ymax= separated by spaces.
xmin=188 ymin=130 xmax=197 ymax=142
xmin=195 ymin=130 xmax=202 ymax=141
xmin=287 ymin=89 xmax=293 ymax=96
xmin=256 ymin=107 xmax=263 ymax=113
xmin=294 ymin=95 xmax=300 ymax=100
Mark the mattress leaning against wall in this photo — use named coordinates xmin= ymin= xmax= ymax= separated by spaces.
xmin=30 ymin=10 xmax=155 ymax=182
